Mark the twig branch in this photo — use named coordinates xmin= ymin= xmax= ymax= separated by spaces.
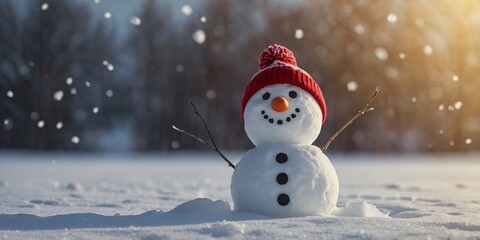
xmin=172 ymin=102 xmax=235 ymax=169
xmin=322 ymin=87 xmax=380 ymax=153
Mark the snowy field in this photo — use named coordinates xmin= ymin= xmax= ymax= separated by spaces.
xmin=0 ymin=152 xmax=479 ymax=239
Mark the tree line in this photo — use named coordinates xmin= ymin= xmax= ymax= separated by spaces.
xmin=1 ymin=0 xmax=479 ymax=152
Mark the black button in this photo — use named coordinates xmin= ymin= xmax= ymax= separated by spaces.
xmin=269 ymin=119 xmax=274 ymax=123
xmin=276 ymin=153 xmax=288 ymax=163
xmin=277 ymin=120 xmax=283 ymax=125
xmin=295 ymin=108 xmax=300 ymax=113
xmin=276 ymin=173 xmax=288 ymax=185
xmin=277 ymin=194 xmax=290 ymax=206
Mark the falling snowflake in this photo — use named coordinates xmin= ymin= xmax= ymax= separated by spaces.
xmin=41 ymin=3 xmax=49 ymax=11
xmin=37 ymin=120 xmax=45 ymax=128
xmin=200 ymin=16 xmax=207 ymax=23
xmin=70 ymin=88 xmax=77 ymax=95
xmin=387 ymin=13 xmax=398 ymax=23
xmin=206 ymin=89 xmax=217 ymax=100
xmin=171 ymin=141 xmax=180 ymax=149
xmin=438 ymin=104 xmax=444 ymax=111
xmin=449 ymin=140 xmax=455 ymax=146
xmin=384 ymin=108 xmax=395 ymax=118
xmin=415 ymin=18 xmax=425 ymax=28
xmin=71 ymin=136 xmax=80 ymax=144
xmin=66 ymin=77 xmax=73 ymax=85
xmin=465 ymin=138 xmax=472 ymax=144
xmin=374 ymin=47 xmax=388 ymax=61
xmin=192 ymin=30 xmax=206 ymax=44
xmin=85 ymin=81 xmax=91 ymax=87
xmin=439 ymin=129 xmax=444 ymax=134
xmin=102 ymin=60 xmax=109 ymax=66
xmin=452 ymin=75 xmax=459 ymax=82
xmin=175 ymin=65 xmax=184 ymax=73
xmin=294 ymin=29 xmax=304 ymax=39
xmin=92 ymin=107 xmax=99 ymax=114
xmin=53 ymin=90 xmax=64 ymax=101
xmin=181 ymin=5 xmax=192 ymax=16
xmin=398 ymin=52 xmax=406 ymax=59
xmin=454 ymin=101 xmax=463 ymax=110
xmin=354 ymin=24 xmax=365 ymax=35
xmin=385 ymin=66 xmax=399 ymax=79
xmin=106 ymin=90 xmax=114 ymax=97
xmin=346 ymin=81 xmax=358 ymax=92
xmin=448 ymin=105 xmax=455 ymax=111
xmin=30 ymin=112 xmax=39 ymax=120
xmin=104 ymin=12 xmax=112 ymax=19
xmin=56 ymin=121 xmax=63 ymax=129
xmin=423 ymin=44 xmax=433 ymax=55
xmin=130 ymin=17 xmax=141 ymax=26
xmin=94 ymin=0 xmax=100 ymax=3
xmin=411 ymin=97 xmax=417 ymax=103
xmin=3 ymin=119 xmax=13 ymax=131
xmin=6 ymin=90 xmax=13 ymax=98
xmin=107 ymin=64 xmax=114 ymax=71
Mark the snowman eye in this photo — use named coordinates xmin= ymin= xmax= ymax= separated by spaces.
xmin=262 ymin=92 xmax=270 ymax=100
xmin=289 ymin=91 xmax=297 ymax=98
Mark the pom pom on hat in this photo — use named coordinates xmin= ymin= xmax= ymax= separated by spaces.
xmin=259 ymin=44 xmax=297 ymax=69
xmin=241 ymin=44 xmax=327 ymax=124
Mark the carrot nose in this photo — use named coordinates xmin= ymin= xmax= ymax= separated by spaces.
xmin=271 ymin=97 xmax=289 ymax=112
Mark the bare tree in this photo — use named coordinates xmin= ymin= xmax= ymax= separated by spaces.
xmin=0 ymin=0 xmax=120 ymax=150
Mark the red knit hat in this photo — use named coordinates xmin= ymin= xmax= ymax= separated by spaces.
xmin=241 ymin=44 xmax=327 ymax=123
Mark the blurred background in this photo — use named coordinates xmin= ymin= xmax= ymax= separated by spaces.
xmin=1 ymin=0 xmax=479 ymax=153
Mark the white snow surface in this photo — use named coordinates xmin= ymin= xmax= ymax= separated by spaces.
xmin=232 ymin=144 xmax=339 ymax=217
xmin=1 ymin=152 xmax=480 ymax=239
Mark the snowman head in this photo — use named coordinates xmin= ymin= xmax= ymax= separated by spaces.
xmin=241 ymin=44 xmax=327 ymax=146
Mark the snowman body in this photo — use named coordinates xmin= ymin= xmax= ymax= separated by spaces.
xmin=231 ymin=80 xmax=339 ymax=217
xmin=231 ymin=143 xmax=338 ymax=217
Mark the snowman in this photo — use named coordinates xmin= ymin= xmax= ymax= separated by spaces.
xmin=231 ymin=44 xmax=339 ymax=217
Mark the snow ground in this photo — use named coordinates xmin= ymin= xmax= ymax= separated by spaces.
xmin=0 ymin=152 xmax=479 ymax=239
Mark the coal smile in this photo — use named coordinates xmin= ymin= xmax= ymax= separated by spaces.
xmin=261 ymin=108 xmax=301 ymax=125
